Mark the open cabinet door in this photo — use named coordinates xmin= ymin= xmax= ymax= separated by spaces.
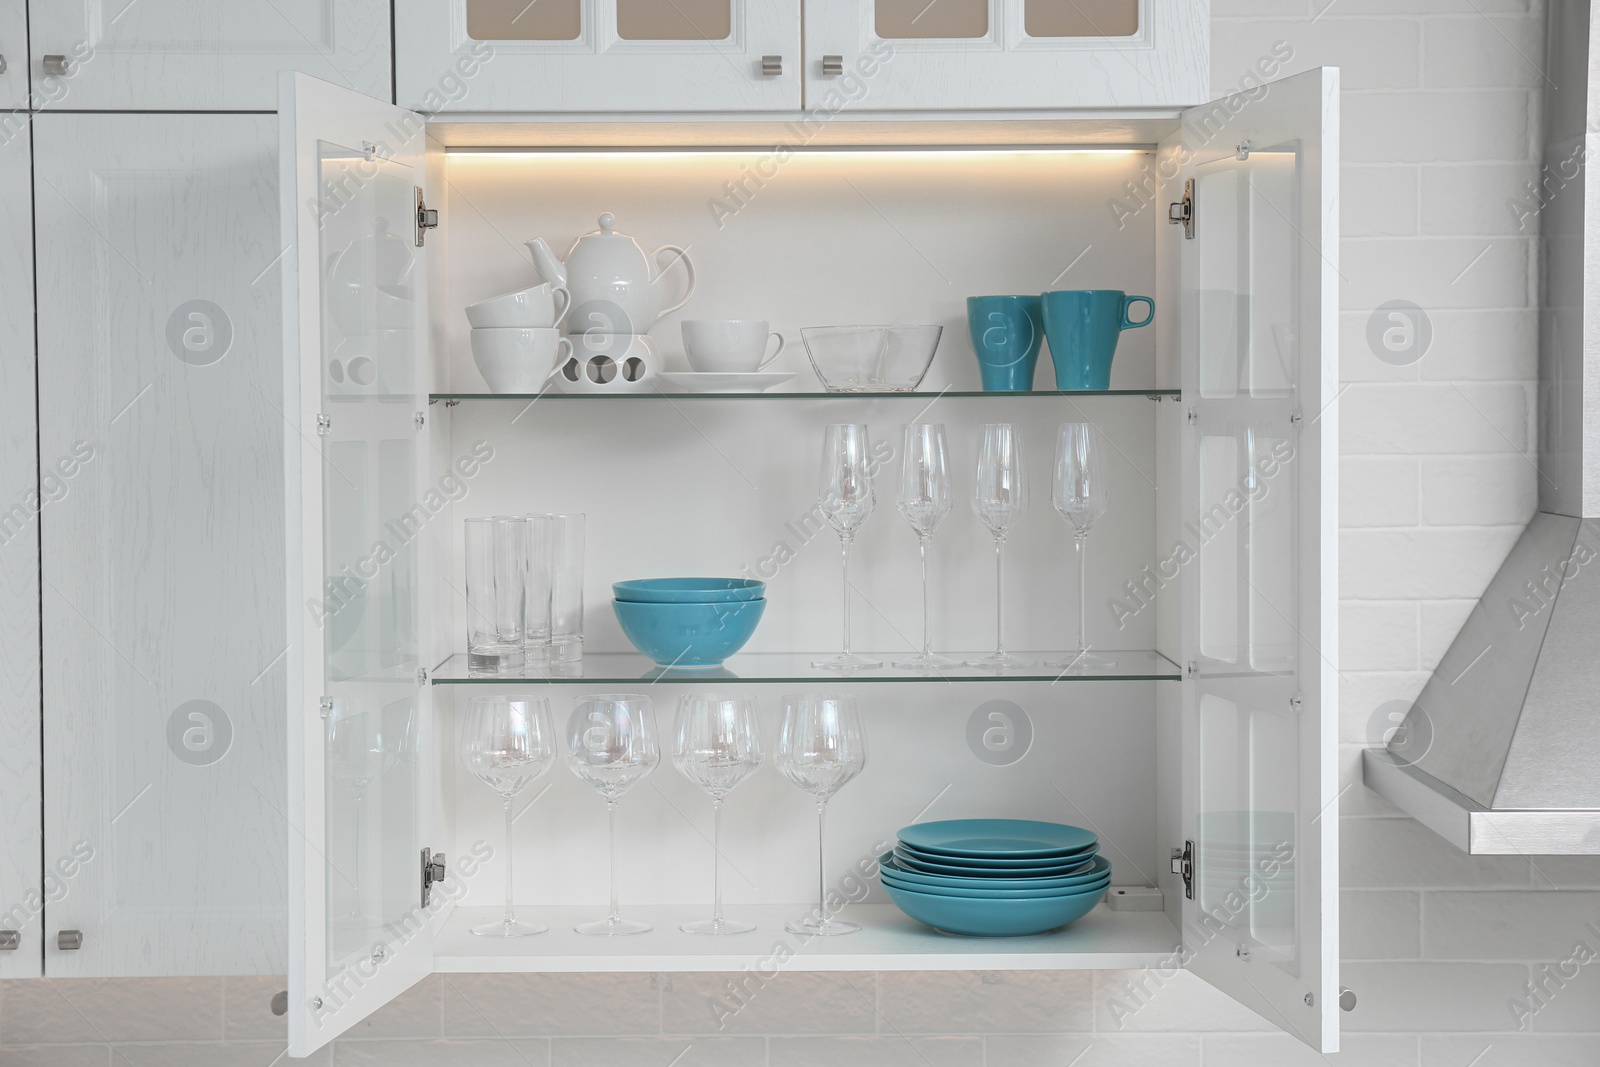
xmin=1171 ymin=68 xmax=1340 ymax=1051
xmin=280 ymin=72 xmax=438 ymax=1057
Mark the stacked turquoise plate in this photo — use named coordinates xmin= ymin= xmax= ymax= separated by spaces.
xmin=879 ymin=819 xmax=1110 ymax=937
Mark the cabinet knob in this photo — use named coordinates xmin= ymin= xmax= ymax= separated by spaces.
xmin=1339 ymin=987 xmax=1357 ymax=1012
xmin=57 ymin=930 xmax=82 ymax=950
xmin=761 ymin=54 xmax=782 ymax=77
xmin=42 ymin=54 xmax=68 ymax=76
xmin=270 ymin=991 xmax=289 ymax=1016
xmin=821 ymin=55 xmax=844 ymax=76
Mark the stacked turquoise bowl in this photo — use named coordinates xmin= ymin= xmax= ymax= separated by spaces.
xmin=879 ymin=818 xmax=1110 ymax=937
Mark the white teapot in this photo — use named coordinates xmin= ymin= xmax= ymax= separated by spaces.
xmin=526 ymin=212 xmax=696 ymax=335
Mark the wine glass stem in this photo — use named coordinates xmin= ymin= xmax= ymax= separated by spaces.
xmin=711 ymin=797 xmax=725 ymax=925
xmin=606 ymin=797 xmax=620 ymax=924
xmin=840 ymin=534 xmax=854 ymax=656
xmin=919 ymin=536 xmax=932 ymax=659
xmin=350 ymin=791 xmax=363 ymax=921
xmin=502 ymin=797 xmax=515 ymax=926
xmin=816 ymin=799 xmax=829 ymax=921
xmin=1075 ymin=532 xmax=1089 ymax=655
xmin=994 ymin=535 xmax=1006 ymax=658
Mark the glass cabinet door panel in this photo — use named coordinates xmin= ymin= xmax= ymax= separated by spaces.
xmin=875 ymin=0 xmax=989 ymax=39
xmin=617 ymin=0 xmax=731 ymax=40
xmin=466 ymin=0 xmax=582 ymax=40
xmin=1024 ymin=0 xmax=1138 ymax=37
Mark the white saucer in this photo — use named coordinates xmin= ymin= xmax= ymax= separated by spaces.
xmin=657 ymin=371 xmax=796 ymax=394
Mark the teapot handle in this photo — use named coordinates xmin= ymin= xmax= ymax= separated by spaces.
xmin=653 ymin=244 xmax=697 ymax=318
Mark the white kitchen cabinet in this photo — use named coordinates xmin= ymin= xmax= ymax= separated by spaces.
xmin=804 ymin=0 xmax=1209 ymax=110
xmin=395 ymin=0 xmax=801 ymax=113
xmin=0 ymin=0 xmax=27 ymax=108
xmin=0 ymin=121 xmax=41 ymax=978
xmin=280 ymin=67 xmax=1339 ymax=1056
xmin=27 ymin=0 xmax=389 ymax=111
xmin=35 ymin=113 xmax=288 ymax=975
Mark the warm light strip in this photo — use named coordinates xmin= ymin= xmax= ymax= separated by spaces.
xmin=446 ymin=145 xmax=1152 ymax=157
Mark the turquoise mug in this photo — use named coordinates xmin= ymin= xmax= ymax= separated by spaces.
xmin=1041 ymin=290 xmax=1155 ymax=391
xmin=966 ymin=295 xmax=1044 ymax=392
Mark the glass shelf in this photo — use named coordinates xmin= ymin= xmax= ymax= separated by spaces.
xmin=430 ymin=388 xmax=1179 ymax=402
xmin=431 ymin=649 xmax=1181 ymax=684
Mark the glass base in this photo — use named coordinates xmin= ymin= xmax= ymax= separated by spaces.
xmin=784 ymin=916 xmax=861 ymax=936
xmin=891 ymin=652 xmax=961 ymax=671
xmin=681 ymin=916 xmax=757 ymax=935
xmin=467 ymin=646 xmax=526 ymax=675
xmin=575 ymin=915 xmax=652 ymax=936
xmin=470 ymin=916 xmax=547 ymax=938
xmin=1049 ymin=650 xmax=1119 ymax=673
xmin=811 ymin=651 xmax=884 ymax=670
xmin=966 ymin=651 xmax=1035 ymax=670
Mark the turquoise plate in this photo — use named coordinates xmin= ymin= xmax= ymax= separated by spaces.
xmin=892 ymin=846 xmax=1094 ymax=875
xmin=898 ymin=818 xmax=1097 ymax=858
xmin=882 ymin=880 xmax=1105 ymax=937
xmin=881 ymin=870 xmax=1110 ymax=900
xmin=879 ymin=852 xmax=1110 ymax=891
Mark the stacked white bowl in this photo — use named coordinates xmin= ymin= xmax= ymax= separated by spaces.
xmin=466 ymin=282 xmax=572 ymax=393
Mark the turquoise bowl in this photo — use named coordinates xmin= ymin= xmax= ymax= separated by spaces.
xmin=881 ymin=870 xmax=1110 ymax=900
xmin=892 ymin=847 xmax=1094 ymax=876
xmin=899 ymin=818 xmax=1097 ymax=858
xmin=879 ymin=853 xmax=1110 ymax=891
xmin=612 ymin=598 xmax=766 ymax=668
xmin=613 ymin=577 xmax=766 ymax=603
xmin=882 ymin=880 xmax=1105 ymax=937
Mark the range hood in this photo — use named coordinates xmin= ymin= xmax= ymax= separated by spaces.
xmin=1362 ymin=4 xmax=1600 ymax=855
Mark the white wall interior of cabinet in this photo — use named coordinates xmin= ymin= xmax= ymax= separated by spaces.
xmin=0 ymin=0 xmax=27 ymax=108
xmin=35 ymin=113 xmax=287 ymax=976
xmin=28 ymin=0 xmax=390 ymax=111
xmin=395 ymin=0 xmax=801 ymax=112
xmin=0 ymin=119 xmax=41 ymax=978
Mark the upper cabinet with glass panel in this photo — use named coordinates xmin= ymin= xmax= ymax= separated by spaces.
xmin=808 ymin=0 xmax=1207 ymax=110
xmin=395 ymin=0 xmax=801 ymax=112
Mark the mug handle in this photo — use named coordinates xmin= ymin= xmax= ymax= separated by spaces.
xmin=757 ymin=332 xmax=786 ymax=370
xmin=544 ymin=336 xmax=573 ymax=387
xmin=1121 ymin=295 xmax=1155 ymax=330
xmin=551 ymin=285 xmax=572 ymax=329
xmin=653 ymin=244 xmax=697 ymax=318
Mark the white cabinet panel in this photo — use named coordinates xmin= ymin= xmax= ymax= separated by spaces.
xmin=0 ymin=119 xmax=40 ymax=978
xmin=28 ymin=0 xmax=390 ymax=111
xmin=36 ymin=113 xmax=287 ymax=975
xmin=0 ymin=0 xmax=27 ymax=108
xmin=395 ymin=0 xmax=800 ymax=112
xmin=805 ymin=0 xmax=1208 ymax=110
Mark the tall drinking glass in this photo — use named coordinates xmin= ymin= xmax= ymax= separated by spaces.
xmin=893 ymin=423 xmax=956 ymax=671
xmin=812 ymin=424 xmax=882 ymax=670
xmin=1051 ymin=423 xmax=1116 ymax=671
xmin=565 ymin=694 xmax=659 ymax=935
xmin=969 ymin=423 xmax=1031 ymax=669
xmin=673 ymin=694 xmax=763 ymax=935
xmin=460 ymin=695 xmax=556 ymax=937
xmin=778 ymin=693 xmax=867 ymax=936
xmin=465 ymin=515 xmax=529 ymax=674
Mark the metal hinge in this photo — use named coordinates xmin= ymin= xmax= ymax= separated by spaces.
xmin=1290 ymin=692 xmax=1304 ymax=713
xmin=1235 ymin=140 xmax=1252 ymax=161
xmin=1186 ymin=407 xmax=1197 ymax=424
xmin=1170 ymin=840 xmax=1195 ymax=900
xmin=415 ymin=187 xmax=438 ymax=247
xmin=421 ymin=848 xmax=446 ymax=907
xmin=416 ymin=667 xmax=428 ymax=687
xmin=413 ymin=411 xmax=426 ymax=431
xmin=1289 ymin=409 xmax=1304 ymax=426
xmin=1185 ymin=660 xmax=1198 ymax=679
xmin=318 ymin=696 xmax=333 ymax=719
xmin=316 ymin=413 xmax=331 ymax=436
xmin=1168 ymin=178 xmax=1194 ymax=240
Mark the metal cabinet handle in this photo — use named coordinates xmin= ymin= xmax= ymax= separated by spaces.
xmin=761 ymin=54 xmax=782 ymax=76
xmin=42 ymin=54 xmax=68 ymax=76
xmin=57 ymin=930 xmax=82 ymax=950
xmin=0 ymin=930 xmax=18 ymax=950
xmin=821 ymin=54 xmax=844 ymax=76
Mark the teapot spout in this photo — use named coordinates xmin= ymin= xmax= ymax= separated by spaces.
xmin=525 ymin=238 xmax=566 ymax=287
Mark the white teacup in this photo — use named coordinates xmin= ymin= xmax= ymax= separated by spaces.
xmin=471 ymin=327 xmax=571 ymax=393
xmin=682 ymin=319 xmax=785 ymax=373
xmin=466 ymin=282 xmax=572 ymax=329
xmin=557 ymin=332 xmax=661 ymax=393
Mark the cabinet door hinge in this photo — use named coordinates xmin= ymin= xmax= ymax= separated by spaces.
xmin=413 ymin=411 xmax=426 ymax=431
xmin=1168 ymin=178 xmax=1194 ymax=240
xmin=1170 ymin=840 xmax=1195 ymax=900
xmin=421 ymin=848 xmax=446 ymax=907
xmin=316 ymin=413 xmax=331 ymax=435
xmin=416 ymin=667 xmax=429 ymax=687
xmin=415 ymin=187 xmax=438 ymax=247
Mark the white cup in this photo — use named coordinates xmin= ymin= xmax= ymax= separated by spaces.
xmin=471 ymin=327 xmax=571 ymax=393
xmin=681 ymin=319 xmax=786 ymax=373
xmin=557 ymin=332 xmax=661 ymax=393
xmin=466 ymin=282 xmax=572 ymax=329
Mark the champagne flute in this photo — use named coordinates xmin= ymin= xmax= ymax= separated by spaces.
xmin=778 ymin=693 xmax=867 ymax=936
xmin=893 ymin=423 xmax=957 ymax=670
xmin=459 ymin=695 xmax=556 ymax=937
xmin=673 ymin=694 xmax=763 ymax=935
xmin=565 ymin=694 xmax=659 ymax=935
xmin=1051 ymin=422 xmax=1116 ymax=671
xmin=969 ymin=423 xmax=1031 ymax=669
xmin=812 ymin=424 xmax=882 ymax=670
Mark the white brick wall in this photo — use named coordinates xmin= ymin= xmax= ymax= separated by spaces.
xmin=8 ymin=3 xmax=1598 ymax=1066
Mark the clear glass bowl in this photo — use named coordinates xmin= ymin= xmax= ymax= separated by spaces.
xmin=800 ymin=325 xmax=943 ymax=392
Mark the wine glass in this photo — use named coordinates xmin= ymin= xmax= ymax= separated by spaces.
xmin=812 ymin=424 xmax=882 ymax=670
xmin=969 ymin=423 xmax=1031 ymax=669
xmin=777 ymin=693 xmax=867 ymax=936
xmin=459 ymin=695 xmax=556 ymax=937
xmin=893 ymin=423 xmax=957 ymax=671
xmin=326 ymin=697 xmax=410 ymax=932
xmin=673 ymin=694 xmax=763 ymax=935
xmin=1052 ymin=422 xmax=1116 ymax=671
xmin=565 ymin=694 xmax=660 ymax=935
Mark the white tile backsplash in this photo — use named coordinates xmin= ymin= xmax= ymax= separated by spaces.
xmin=1421 ymin=891 xmax=1600 ymax=960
